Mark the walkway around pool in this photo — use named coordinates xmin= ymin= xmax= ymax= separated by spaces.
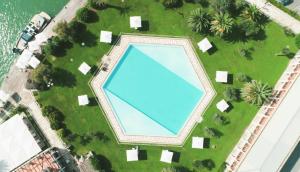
xmin=91 ymin=34 xmax=216 ymax=145
xmin=246 ymin=0 xmax=300 ymax=34
xmin=225 ymin=51 xmax=300 ymax=171
xmin=0 ymin=0 xmax=87 ymax=149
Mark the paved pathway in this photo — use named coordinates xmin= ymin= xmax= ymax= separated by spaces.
xmin=1 ymin=0 xmax=87 ymax=149
xmin=246 ymin=0 xmax=300 ymax=34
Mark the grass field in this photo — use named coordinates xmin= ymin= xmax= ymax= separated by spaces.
xmin=36 ymin=0 xmax=297 ymax=171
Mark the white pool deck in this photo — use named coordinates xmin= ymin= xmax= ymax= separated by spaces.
xmin=225 ymin=51 xmax=300 ymax=171
xmin=91 ymin=35 xmax=215 ymax=145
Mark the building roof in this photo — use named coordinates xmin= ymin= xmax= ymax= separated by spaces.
xmin=215 ymin=71 xmax=228 ymax=83
xmin=130 ymin=16 xmax=142 ymax=29
xmin=78 ymin=62 xmax=91 ymax=75
xmin=238 ymin=75 xmax=300 ymax=172
xmin=0 ymin=115 xmax=41 ymax=172
xmin=0 ymin=90 xmax=9 ymax=102
xmin=160 ymin=150 xmax=173 ymax=164
xmin=197 ymin=38 xmax=212 ymax=53
xmin=126 ymin=149 xmax=138 ymax=161
xmin=28 ymin=56 xmax=40 ymax=69
xmin=100 ymin=31 xmax=112 ymax=43
xmin=192 ymin=137 xmax=204 ymax=149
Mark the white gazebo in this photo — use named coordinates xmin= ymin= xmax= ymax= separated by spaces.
xmin=160 ymin=150 xmax=173 ymax=164
xmin=197 ymin=38 xmax=212 ymax=53
xmin=216 ymin=99 xmax=230 ymax=112
xmin=0 ymin=90 xmax=9 ymax=103
xmin=28 ymin=56 xmax=41 ymax=69
xmin=192 ymin=137 xmax=204 ymax=149
xmin=78 ymin=62 xmax=91 ymax=75
xmin=130 ymin=16 xmax=142 ymax=29
xmin=215 ymin=71 xmax=228 ymax=83
xmin=126 ymin=149 xmax=139 ymax=161
xmin=78 ymin=95 xmax=89 ymax=106
xmin=100 ymin=31 xmax=112 ymax=43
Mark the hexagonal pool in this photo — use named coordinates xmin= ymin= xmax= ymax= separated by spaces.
xmin=103 ymin=43 xmax=204 ymax=137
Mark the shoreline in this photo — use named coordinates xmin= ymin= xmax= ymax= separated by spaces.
xmin=0 ymin=0 xmax=87 ymax=148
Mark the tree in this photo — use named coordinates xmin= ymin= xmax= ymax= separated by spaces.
xmin=223 ymin=87 xmax=239 ymax=101
xmin=42 ymin=36 xmax=64 ymax=56
xmin=204 ymin=127 xmax=219 ymax=138
xmin=53 ymin=21 xmax=70 ymax=39
xmin=76 ymin=7 xmax=93 ymax=22
xmin=210 ymin=13 xmax=234 ymax=37
xmin=187 ymin=8 xmax=211 ymax=33
xmin=161 ymin=166 xmax=179 ymax=172
xmin=241 ymin=5 xmax=264 ymax=23
xmin=29 ymin=64 xmax=54 ymax=90
xmin=295 ymin=34 xmax=300 ymax=48
xmin=240 ymin=20 xmax=262 ymax=37
xmin=161 ymin=0 xmax=182 ymax=9
xmin=276 ymin=46 xmax=293 ymax=57
xmin=90 ymin=0 xmax=108 ymax=9
xmin=69 ymin=20 xmax=86 ymax=42
xmin=241 ymin=80 xmax=273 ymax=106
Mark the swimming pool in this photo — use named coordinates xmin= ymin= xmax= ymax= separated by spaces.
xmin=103 ymin=43 xmax=205 ymax=137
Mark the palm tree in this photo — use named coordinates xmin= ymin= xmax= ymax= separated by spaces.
xmin=210 ymin=13 xmax=234 ymax=37
xmin=187 ymin=8 xmax=211 ymax=33
xmin=241 ymin=80 xmax=273 ymax=106
xmin=91 ymin=0 xmax=109 ymax=9
xmin=241 ymin=5 xmax=264 ymax=23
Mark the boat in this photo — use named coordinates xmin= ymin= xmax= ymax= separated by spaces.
xmin=13 ymin=12 xmax=51 ymax=53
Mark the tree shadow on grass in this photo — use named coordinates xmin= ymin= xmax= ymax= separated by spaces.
xmin=223 ymin=26 xmax=248 ymax=43
xmin=138 ymin=20 xmax=150 ymax=31
xmin=88 ymin=97 xmax=99 ymax=106
xmin=138 ymin=150 xmax=147 ymax=160
xmin=86 ymin=10 xmax=99 ymax=23
xmin=53 ymin=68 xmax=77 ymax=88
xmin=80 ymin=30 xmax=98 ymax=47
xmin=94 ymin=154 xmax=113 ymax=172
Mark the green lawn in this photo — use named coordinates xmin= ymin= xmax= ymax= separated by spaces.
xmin=36 ymin=0 xmax=297 ymax=171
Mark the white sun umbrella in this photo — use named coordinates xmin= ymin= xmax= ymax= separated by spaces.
xmin=216 ymin=99 xmax=230 ymax=112
xmin=130 ymin=16 xmax=142 ymax=29
xmin=100 ymin=31 xmax=112 ymax=43
xmin=198 ymin=38 xmax=212 ymax=53
xmin=192 ymin=137 xmax=204 ymax=149
xmin=160 ymin=150 xmax=173 ymax=164
xmin=78 ymin=62 xmax=91 ymax=75
xmin=0 ymin=90 xmax=10 ymax=102
xmin=126 ymin=149 xmax=139 ymax=161
xmin=78 ymin=95 xmax=89 ymax=106
xmin=215 ymin=71 xmax=228 ymax=83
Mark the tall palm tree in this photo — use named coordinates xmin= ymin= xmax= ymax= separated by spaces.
xmin=241 ymin=5 xmax=264 ymax=23
xmin=187 ymin=8 xmax=211 ymax=33
xmin=210 ymin=13 xmax=234 ymax=37
xmin=241 ymin=80 xmax=273 ymax=106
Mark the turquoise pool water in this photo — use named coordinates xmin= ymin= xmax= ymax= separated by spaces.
xmin=103 ymin=44 xmax=204 ymax=137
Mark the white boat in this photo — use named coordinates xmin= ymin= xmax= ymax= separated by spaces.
xmin=13 ymin=12 xmax=51 ymax=53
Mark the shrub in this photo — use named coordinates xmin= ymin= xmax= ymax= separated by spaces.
xmin=193 ymin=159 xmax=215 ymax=171
xmin=42 ymin=106 xmax=65 ymax=130
xmin=236 ymin=73 xmax=250 ymax=82
xmin=90 ymin=0 xmax=108 ymax=9
xmin=76 ymin=7 xmax=93 ymax=22
xmin=223 ymin=87 xmax=239 ymax=101
xmin=161 ymin=166 xmax=179 ymax=172
xmin=213 ymin=113 xmax=229 ymax=125
xmin=161 ymin=0 xmax=182 ymax=8
xmin=204 ymin=127 xmax=219 ymax=138
xmin=284 ymin=27 xmax=295 ymax=37
xmin=295 ymin=34 xmax=300 ymax=48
